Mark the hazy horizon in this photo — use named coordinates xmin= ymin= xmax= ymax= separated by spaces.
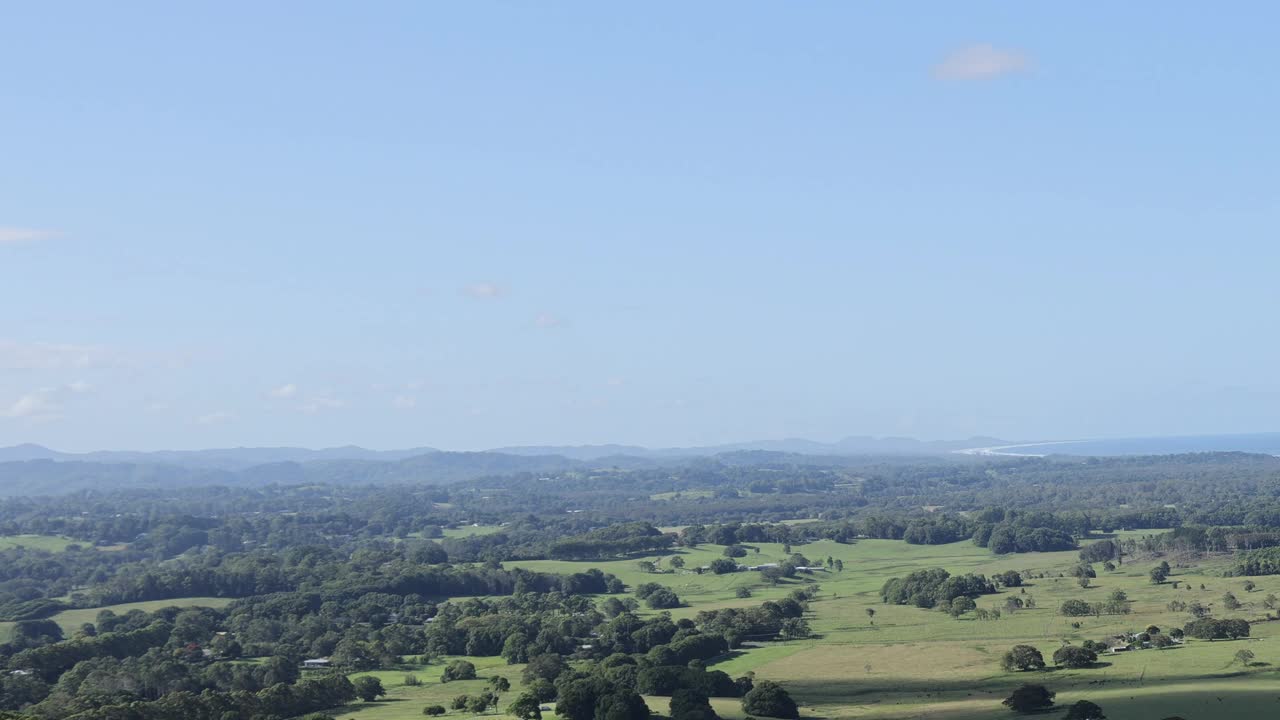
xmin=5 ymin=4 xmax=1280 ymax=452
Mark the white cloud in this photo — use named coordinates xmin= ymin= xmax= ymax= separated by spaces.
xmin=269 ymin=383 xmax=299 ymax=399
xmin=300 ymin=396 xmax=345 ymax=414
xmin=0 ymin=341 xmax=117 ymax=370
xmin=462 ymin=282 xmax=504 ymax=299
xmin=196 ymin=411 xmax=235 ymax=425
xmin=3 ymin=381 xmax=91 ymax=421
xmin=934 ymin=44 xmax=1029 ymax=80
xmin=392 ymin=395 xmax=418 ymax=409
xmin=0 ymin=227 xmax=58 ymax=245
xmin=5 ymin=391 xmax=60 ymax=420
xmin=534 ymin=313 xmax=563 ymax=328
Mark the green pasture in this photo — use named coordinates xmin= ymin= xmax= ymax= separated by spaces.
xmin=0 ymin=534 xmax=81 ymax=552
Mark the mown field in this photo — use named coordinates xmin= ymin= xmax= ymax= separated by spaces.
xmin=330 ymin=530 xmax=1280 ymax=720
xmin=0 ymin=597 xmax=235 ymax=641
xmin=0 ymin=534 xmax=80 ymax=552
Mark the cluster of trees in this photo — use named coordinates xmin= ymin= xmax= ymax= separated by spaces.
xmin=880 ymin=569 xmax=996 ymax=609
xmin=1000 ymin=644 xmax=1098 ymax=672
xmin=1182 ymin=618 xmax=1251 ymax=640
xmin=1059 ymin=590 xmax=1132 ymax=617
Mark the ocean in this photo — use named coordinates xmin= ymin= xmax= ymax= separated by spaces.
xmin=970 ymin=433 xmax=1280 ymax=457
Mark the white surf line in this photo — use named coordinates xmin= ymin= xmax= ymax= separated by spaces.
xmin=954 ymin=440 xmax=1086 ymax=457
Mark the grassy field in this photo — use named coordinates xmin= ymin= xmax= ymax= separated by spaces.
xmin=0 ymin=534 xmax=81 ymax=552
xmin=0 ymin=597 xmax=235 ymax=640
xmin=441 ymin=525 xmax=505 ymax=539
xmin=25 ymin=531 xmax=1259 ymax=720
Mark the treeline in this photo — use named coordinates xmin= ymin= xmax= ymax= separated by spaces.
xmin=59 ymin=673 xmax=356 ymax=720
xmin=548 ymin=523 xmax=676 ymax=560
xmin=84 ymin=543 xmax=621 ymax=607
xmin=1230 ymin=547 xmax=1280 ymax=576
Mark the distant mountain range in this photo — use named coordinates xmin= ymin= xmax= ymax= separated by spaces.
xmin=0 ymin=436 xmax=1007 ymax=469
xmin=3 ymin=433 xmax=1279 ymax=496
xmin=0 ymin=443 xmax=440 ymax=470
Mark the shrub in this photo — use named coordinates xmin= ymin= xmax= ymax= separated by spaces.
xmin=441 ymin=659 xmax=477 ymax=682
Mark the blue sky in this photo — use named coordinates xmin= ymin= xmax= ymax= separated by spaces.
xmin=3 ymin=3 xmax=1279 ymax=451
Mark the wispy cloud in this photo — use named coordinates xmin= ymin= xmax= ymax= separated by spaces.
xmin=934 ymin=44 xmax=1029 ymax=80
xmin=4 ymin=381 xmax=92 ymax=421
xmin=534 ymin=313 xmax=563 ymax=329
xmin=268 ymin=383 xmax=299 ymax=399
xmin=196 ymin=410 xmax=236 ymax=425
xmin=300 ymin=396 xmax=345 ymax=414
xmin=392 ymin=395 xmax=418 ymax=409
xmin=0 ymin=227 xmax=59 ymax=245
xmin=0 ymin=341 xmax=118 ymax=370
xmin=462 ymin=282 xmax=504 ymax=299
xmin=5 ymin=391 xmax=61 ymax=420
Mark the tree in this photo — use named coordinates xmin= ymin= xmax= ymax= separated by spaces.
xmin=557 ymin=678 xmax=607 ymax=720
xmin=866 ymin=608 xmax=876 ymax=625
xmin=452 ymin=695 xmax=470 ymax=710
xmin=742 ymin=680 xmax=799 ymax=719
xmin=834 ymin=559 xmax=844 ymax=572
xmin=670 ymin=556 xmax=686 ymax=570
xmin=489 ymin=676 xmax=511 ymax=694
xmin=1104 ymin=589 xmax=1130 ymax=615
xmin=1223 ymin=592 xmax=1242 ymax=610
xmin=670 ymin=688 xmax=718 ymax=720
xmin=1052 ymin=646 xmax=1097 ymax=669
xmin=736 ymin=587 xmax=753 ymax=599
xmin=780 ymin=617 xmax=811 ymax=639
xmin=1150 ymin=565 xmax=1169 ymax=584
xmin=1059 ymin=599 xmax=1092 ymax=617
xmin=442 ymin=659 xmax=477 ymax=682
xmin=1077 ymin=576 xmax=1090 ymax=589
xmin=1063 ymin=700 xmax=1106 ymax=720
xmin=1000 ymin=645 xmax=1046 ymax=672
xmin=595 ymin=690 xmax=650 ymax=720
xmin=637 ymin=561 xmax=656 ymax=573
xmin=354 ymin=676 xmax=386 ymax=702
xmin=949 ymin=596 xmax=976 ymax=617
xmin=645 ymin=587 xmax=682 ymax=609
xmin=467 ymin=693 xmax=495 ymax=714
xmin=507 ymin=693 xmax=543 ymax=720
xmin=522 ymin=654 xmax=568 ymax=684
xmin=708 ymin=558 xmax=739 ymax=575
xmin=424 ymin=706 xmax=447 ymax=716
xmin=1002 ymin=684 xmax=1055 ymax=713
xmin=1234 ymin=648 xmax=1256 ymax=667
